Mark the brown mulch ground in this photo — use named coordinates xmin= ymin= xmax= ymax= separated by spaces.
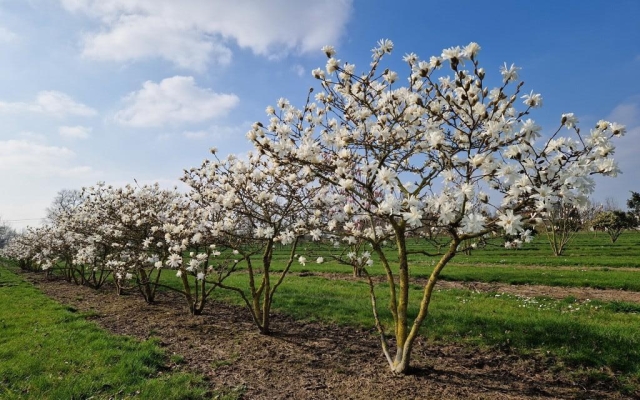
xmin=309 ymin=271 xmax=640 ymax=304
xmin=21 ymin=272 xmax=638 ymax=400
xmin=438 ymin=280 xmax=640 ymax=304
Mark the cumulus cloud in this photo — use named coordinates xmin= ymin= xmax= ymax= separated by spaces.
xmin=60 ymin=0 xmax=353 ymax=71
xmin=59 ymin=125 xmax=92 ymax=139
xmin=80 ymin=15 xmax=232 ymax=71
xmin=0 ymin=90 xmax=97 ymax=117
xmin=114 ymin=75 xmax=239 ymax=127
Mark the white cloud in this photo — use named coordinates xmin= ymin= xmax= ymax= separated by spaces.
xmin=182 ymin=122 xmax=250 ymax=141
xmin=59 ymin=125 xmax=92 ymax=139
xmin=60 ymin=0 xmax=353 ymax=71
xmin=0 ymin=90 xmax=97 ymax=117
xmin=114 ymin=75 xmax=239 ymax=127
xmin=0 ymin=139 xmax=98 ymax=231
xmin=608 ymin=101 xmax=640 ymax=126
xmin=0 ymin=26 xmax=17 ymax=43
xmin=593 ymin=100 xmax=640 ymax=203
xmin=183 ymin=130 xmax=208 ymax=140
xmin=0 ymin=139 xmax=93 ymax=178
xmin=80 ymin=15 xmax=232 ymax=71
xmin=292 ymin=64 xmax=305 ymax=77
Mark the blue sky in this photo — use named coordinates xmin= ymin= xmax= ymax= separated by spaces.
xmin=0 ymin=0 xmax=639 ymax=230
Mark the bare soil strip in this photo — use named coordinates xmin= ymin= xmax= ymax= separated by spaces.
xmin=302 ymin=271 xmax=640 ymax=304
xmin=21 ymin=271 xmax=636 ymax=399
xmin=437 ymin=280 xmax=640 ymax=304
xmin=445 ymin=264 xmax=640 ymax=272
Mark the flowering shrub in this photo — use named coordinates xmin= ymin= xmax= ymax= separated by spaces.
xmin=248 ymin=40 xmax=623 ymax=373
xmin=2 ymin=39 xmax=623 ymax=375
xmin=181 ymin=150 xmax=319 ymax=331
xmin=592 ymin=210 xmax=636 ymax=243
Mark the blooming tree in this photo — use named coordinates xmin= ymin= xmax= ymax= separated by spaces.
xmin=82 ymin=183 xmax=183 ymax=299
xmin=181 ymin=151 xmax=319 ymax=332
xmin=592 ymin=210 xmax=635 ymax=243
xmin=152 ymin=195 xmax=230 ymax=315
xmin=248 ymin=40 xmax=624 ymax=373
xmin=535 ymin=201 xmax=583 ymax=256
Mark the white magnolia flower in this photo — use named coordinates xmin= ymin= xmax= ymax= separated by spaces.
xmin=497 ymin=210 xmax=524 ymax=235
xmin=460 ymin=213 xmax=486 ymax=234
xmin=166 ymin=253 xmax=182 ymax=268
xmin=562 ymin=113 xmax=579 ymax=129
xmin=402 ymin=207 xmax=423 ymax=227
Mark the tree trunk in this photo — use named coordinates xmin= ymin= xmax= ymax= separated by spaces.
xmin=391 ymin=347 xmax=411 ymax=374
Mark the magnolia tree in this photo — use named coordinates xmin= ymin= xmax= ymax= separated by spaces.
xmin=593 ymin=210 xmax=635 ymax=243
xmin=24 ymin=224 xmax=82 ymax=280
xmin=536 ymin=201 xmax=583 ymax=256
xmin=151 ymin=193 xmax=233 ymax=315
xmin=248 ymin=40 xmax=623 ymax=373
xmin=64 ymin=182 xmax=139 ymax=289
xmin=181 ymin=151 xmax=320 ymax=332
xmin=77 ymin=183 xmax=184 ymax=299
xmin=77 ymin=182 xmax=224 ymax=311
xmin=2 ymin=226 xmax=55 ymax=272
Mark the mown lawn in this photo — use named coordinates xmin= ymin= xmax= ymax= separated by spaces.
xmin=265 ymin=230 xmax=640 ymax=290
xmin=0 ymin=264 xmax=214 ymax=400
xmin=3 ymin=229 xmax=640 ymax=395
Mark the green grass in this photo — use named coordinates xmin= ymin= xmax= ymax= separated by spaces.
xmin=263 ymin=231 xmax=640 ymax=291
xmin=201 ymin=272 xmax=640 ymax=388
xmin=429 ymin=230 xmax=640 ymax=267
xmin=0 ymin=264 xmax=214 ymax=400
xmin=4 ymin=229 xmax=640 ymax=395
xmin=267 ymin=230 xmax=640 ymax=269
xmin=436 ymin=265 xmax=640 ymax=290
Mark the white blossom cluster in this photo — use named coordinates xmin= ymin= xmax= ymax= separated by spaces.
xmin=3 ymin=183 xmax=185 ymax=288
xmin=249 ymin=40 xmax=623 ymax=244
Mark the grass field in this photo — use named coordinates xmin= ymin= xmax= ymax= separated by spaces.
xmin=269 ymin=231 xmax=640 ymax=290
xmin=0 ymin=264 xmax=213 ymax=400
xmin=2 ymin=230 xmax=640 ymax=396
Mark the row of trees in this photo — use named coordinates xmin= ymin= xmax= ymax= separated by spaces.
xmin=531 ymin=193 xmax=639 ymax=256
xmin=2 ymin=40 xmax=624 ymax=374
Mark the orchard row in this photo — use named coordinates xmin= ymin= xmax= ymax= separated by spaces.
xmin=2 ymin=39 xmax=624 ymax=373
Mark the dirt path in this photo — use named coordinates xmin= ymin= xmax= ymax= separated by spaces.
xmin=299 ymin=271 xmax=640 ymax=304
xmin=19 ymin=271 xmax=635 ymax=400
xmin=437 ymin=280 xmax=640 ymax=303
xmin=445 ymin=264 xmax=640 ymax=272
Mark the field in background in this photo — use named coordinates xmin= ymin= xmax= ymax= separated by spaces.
xmin=2 ymin=230 xmax=640 ymax=397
